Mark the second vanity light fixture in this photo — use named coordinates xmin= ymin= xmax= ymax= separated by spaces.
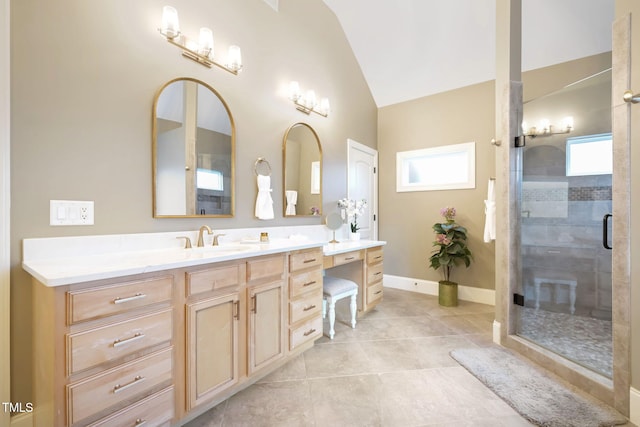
xmin=159 ymin=6 xmax=243 ymax=75
xmin=522 ymin=116 xmax=574 ymax=138
xmin=289 ymin=81 xmax=330 ymax=117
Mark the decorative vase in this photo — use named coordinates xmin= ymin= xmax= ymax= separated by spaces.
xmin=349 ymin=232 xmax=361 ymax=241
xmin=438 ymin=280 xmax=458 ymax=307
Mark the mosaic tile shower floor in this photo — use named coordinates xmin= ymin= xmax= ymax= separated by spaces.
xmin=519 ymin=306 xmax=613 ymax=378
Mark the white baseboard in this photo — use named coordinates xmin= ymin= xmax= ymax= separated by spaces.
xmin=10 ymin=413 xmax=32 ymax=427
xmin=493 ymin=320 xmax=501 ymax=344
xmin=383 ymin=275 xmax=495 ymax=306
xmin=630 ymin=386 xmax=640 ymax=425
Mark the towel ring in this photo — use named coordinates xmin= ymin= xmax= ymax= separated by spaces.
xmin=254 ymin=158 xmax=272 ymax=176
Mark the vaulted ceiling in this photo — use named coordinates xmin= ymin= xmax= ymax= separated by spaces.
xmin=322 ymin=0 xmax=614 ymax=107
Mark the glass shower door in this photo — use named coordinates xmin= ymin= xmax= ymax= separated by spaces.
xmin=516 ymin=70 xmax=613 ymax=378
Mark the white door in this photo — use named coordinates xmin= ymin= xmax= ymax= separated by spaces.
xmin=347 ymin=139 xmax=378 ymax=240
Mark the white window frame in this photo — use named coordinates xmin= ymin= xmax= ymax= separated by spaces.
xmin=396 ymin=142 xmax=476 ymax=192
xmin=566 ymin=133 xmax=612 ymax=177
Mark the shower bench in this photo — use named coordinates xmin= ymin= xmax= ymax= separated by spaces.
xmin=533 ymin=275 xmax=577 ymax=314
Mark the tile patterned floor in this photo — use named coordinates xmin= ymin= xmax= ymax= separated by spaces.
xmin=185 ymin=288 xmax=625 ymax=426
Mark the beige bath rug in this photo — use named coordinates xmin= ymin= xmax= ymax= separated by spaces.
xmin=450 ymin=346 xmax=627 ymax=427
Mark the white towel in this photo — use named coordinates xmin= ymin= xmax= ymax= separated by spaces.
xmin=255 ymin=175 xmax=274 ymax=220
xmin=285 ymin=190 xmax=297 ymax=215
xmin=484 ymin=179 xmax=496 ymax=242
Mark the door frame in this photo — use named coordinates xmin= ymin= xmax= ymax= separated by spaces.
xmin=347 ymin=139 xmax=378 ymax=240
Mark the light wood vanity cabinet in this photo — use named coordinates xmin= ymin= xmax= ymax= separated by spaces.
xmin=246 ymin=255 xmax=286 ymax=376
xmin=322 ymin=245 xmax=385 ymax=315
xmin=33 ymin=274 xmax=176 ymax=427
xmin=186 ymin=290 xmax=241 ymax=410
xmin=365 ymin=246 xmax=384 ymax=311
xmin=31 ymin=247 xmax=325 ymax=427
xmin=288 ymin=248 xmax=323 ymax=350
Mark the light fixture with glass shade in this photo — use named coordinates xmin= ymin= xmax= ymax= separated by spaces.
xmin=288 ymin=81 xmax=330 ymax=117
xmin=158 ymin=6 xmax=243 ymax=75
xmin=522 ymin=116 xmax=574 ymax=138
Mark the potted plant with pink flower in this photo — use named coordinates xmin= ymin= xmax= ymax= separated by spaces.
xmin=428 ymin=207 xmax=473 ymax=306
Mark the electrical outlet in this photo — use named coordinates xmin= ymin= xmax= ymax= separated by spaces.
xmin=50 ymin=200 xmax=94 ymax=226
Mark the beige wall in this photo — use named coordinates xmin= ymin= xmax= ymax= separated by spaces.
xmin=378 ymin=52 xmax=612 ymax=290
xmin=378 ymin=81 xmax=497 ymax=288
xmin=9 ymin=0 xmax=377 ymax=404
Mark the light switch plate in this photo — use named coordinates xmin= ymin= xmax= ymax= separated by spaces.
xmin=50 ymin=200 xmax=94 ymax=226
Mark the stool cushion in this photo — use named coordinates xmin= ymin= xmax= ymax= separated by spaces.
xmin=323 ymin=276 xmax=358 ymax=296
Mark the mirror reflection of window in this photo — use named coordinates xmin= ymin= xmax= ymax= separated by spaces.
xmin=283 ymin=123 xmax=322 ymax=217
xmin=153 ymin=78 xmax=235 ymax=217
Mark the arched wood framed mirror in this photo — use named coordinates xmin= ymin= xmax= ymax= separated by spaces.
xmin=283 ymin=122 xmax=322 ymax=217
xmin=152 ymin=77 xmax=235 ymax=217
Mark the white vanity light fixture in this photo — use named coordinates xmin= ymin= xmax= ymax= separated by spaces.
xmin=158 ymin=6 xmax=243 ymax=75
xmin=288 ymin=81 xmax=330 ymax=117
xmin=522 ymin=116 xmax=574 ymax=138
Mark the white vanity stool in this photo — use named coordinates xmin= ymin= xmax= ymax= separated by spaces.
xmin=322 ymin=275 xmax=358 ymax=339
xmin=533 ymin=275 xmax=577 ymax=314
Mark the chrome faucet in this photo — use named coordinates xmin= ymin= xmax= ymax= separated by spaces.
xmin=197 ymin=225 xmax=212 ymax=247
xmin=212 ymin=233 xmax=226 ymax=246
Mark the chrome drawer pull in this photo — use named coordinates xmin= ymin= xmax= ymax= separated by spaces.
xmin=303 ymin=304 xmax=317 ymax=312
xmin=374 ymin=290 xmax=382 ymax=295
xmin=374 ymin=272 xmax=382 ymax=276
xmin=303 ymin=328 xmax=316 ymax=336
xmin=303 ymin=258 xmax=317 ymax=264
xmin=113 ymin=293 xmax=147 ymax=304
xmin=113 ymin=375 xmax=145 ymax=394
xmin=113 ymin=332 xmax=145 ymax=347
xmin=303 ymin=280 xmax=317 ymax=287
xmin=374 ymin=255 xmax=382 ymax=259
xmin=344 ymin=256 xmax=355 ymax=261
xmin=134 ymin=419 xmax=147 ymax=426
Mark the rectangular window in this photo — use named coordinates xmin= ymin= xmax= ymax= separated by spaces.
xmin=396 ymin=142 xmax=475 ymax=192
xmin=196 ymin=168 xmax=224 ymax=191
xmin=566 ymin=133 xmax=612 ymax=176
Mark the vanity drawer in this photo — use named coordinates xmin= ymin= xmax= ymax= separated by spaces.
xmin=289 ymin=315 xmax=322 ymax=351
xmin=247 ymin=255 xmax=285 ymax=282
xmin=87 ymin=386 xmax=174 ymax=427
xmin=367 ymin=247 xmax=384 ymax=265
xmin=333 ymin=250 xmax=364 ymax=266
xmin=67 ymin=348 xmax=173 ymax=426
xmin=367 ymin=282 xmax=384 ymax=306
xmin=289 ymin=290 xmax=322 ymax=324
xmin=187 ymin=263 xmax=243 ymax=296
xmin=289 ymin=269 xmax=323 ymax=298
xmin=67 ymin=308 xmax=173 ymax=375
xmin=67 ymin=275 xmax=173 ymax=324
xmin=367 ymin=262 xmax=384 ymax=284
xmin=289 ymin=249 xmax=323 ymax=272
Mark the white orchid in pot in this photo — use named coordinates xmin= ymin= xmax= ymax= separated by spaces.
xmin=428 ymin=207 xmax=473 ymax=306
xmin=337 ymin=198 xmax=367 ymax=240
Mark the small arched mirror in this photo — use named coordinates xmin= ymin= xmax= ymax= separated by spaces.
xmin=283 ymin=123 xmax=322 ymax=217
xmin=153 ymin=77 xmax=235 ymax=217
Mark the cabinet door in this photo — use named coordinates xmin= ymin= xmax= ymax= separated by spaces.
xmin=186 ymin=292 xmax=240 ymax=410
xmin=248 ymin=280 xmax=285 ymax=375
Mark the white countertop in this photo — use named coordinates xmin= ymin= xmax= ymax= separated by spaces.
xmin=22 ymin=228 xmax=386 ymax=287
xmin=322 ymin=239 xmax=386 ymax=256
xmin=23 ymin=239 xmax=323 ymax=287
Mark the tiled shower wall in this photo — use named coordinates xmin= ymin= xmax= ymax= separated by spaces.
xmin=521 ymin=174 xmax=612 ymax=316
